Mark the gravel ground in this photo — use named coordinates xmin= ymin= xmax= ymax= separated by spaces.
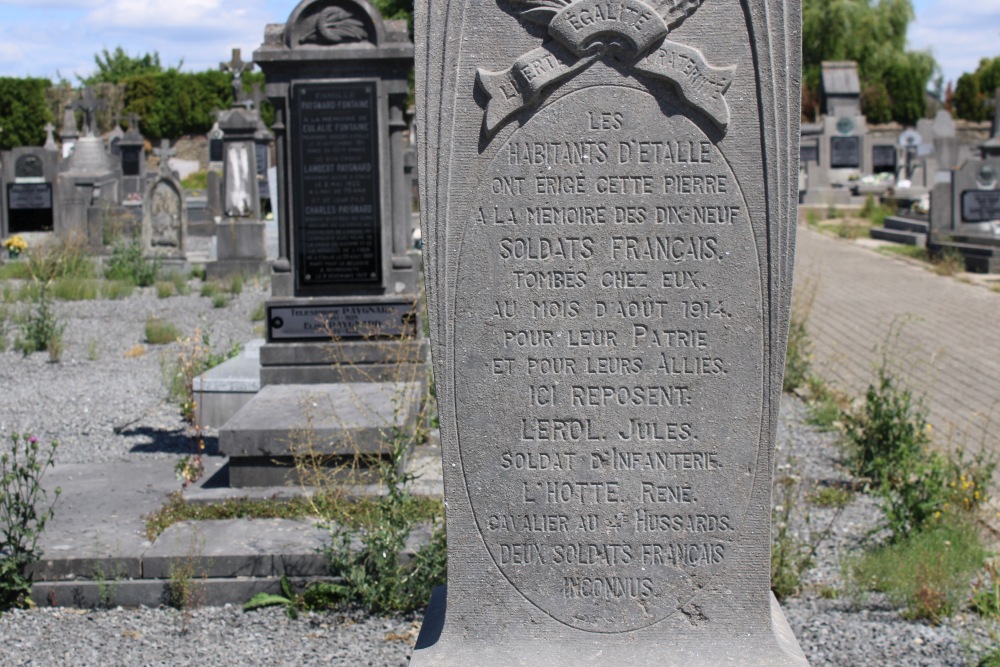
xmin=0 ymin=282 xmax=998 ymax=665
xmin=0 ymin=277 xmax=268 ymax=464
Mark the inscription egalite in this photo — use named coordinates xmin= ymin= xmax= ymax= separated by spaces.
xmin=476 ymin=0 xmax=735 ymax=136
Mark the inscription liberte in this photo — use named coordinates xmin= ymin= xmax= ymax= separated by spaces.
xmin=465 ymin=106 xmax=750 ymax=606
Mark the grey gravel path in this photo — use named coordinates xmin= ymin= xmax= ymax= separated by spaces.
xmin=795 ymin=226 xmax=1000 ymax=456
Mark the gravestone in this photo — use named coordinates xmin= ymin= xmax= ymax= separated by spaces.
xmin=107 ymin=112 xmax=125 ymax=157
xmin=411 ymin=0 xmax=806 ymax=664
xmin=216 ymin=0 xmax=424 ymax=487
xmin=141 ymin=140 xmax=187 ymax=263
xmin=928 ymin=157 xmax=1000 ymax=272
xmin=118 ymin=114 xmax=147 ymax=198
xmin=56 ymin=90 xmax=121 ymax=244
xmin=207 ymin=50 xmax=268 ymax=279
xmin=801 ymin=61 xmax=867 ymax=205
xmin=1 ymin=147 xmax=59 ymax=236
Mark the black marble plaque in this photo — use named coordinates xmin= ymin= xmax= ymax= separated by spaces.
xmin=961 ymin=190 xmax=1000 ymax=223
xmin=7 ymin=183 xmax=51 ymax=210
xmin=121 ymin=147 xmax=141 ymax=176
xmin=830 ymin=136 xmax=860 ymax=168
xmin=800 ymin=144 xmax=818 ymax=164
xmin=291 ymin=81 xmax=382 ymax=289
xmin=872 ymin=145 xmax=896 ymax=171
xmin=210 ymin=139 xmax=223 ymax=162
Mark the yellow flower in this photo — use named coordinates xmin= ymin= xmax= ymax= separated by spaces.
xmin=2 ymin=235 xmax=27 ymax=252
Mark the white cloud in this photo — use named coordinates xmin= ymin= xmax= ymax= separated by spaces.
xmin=85 ymin=0 xmax=261 ymax=31
xmin=908 ymin=0 xmax=1000 ymax=84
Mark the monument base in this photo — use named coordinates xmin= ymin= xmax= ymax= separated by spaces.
xmin=410 ymin=587 xmax=809 ymax=667
xmin=219 ymin=381 xmax=422 ymax=487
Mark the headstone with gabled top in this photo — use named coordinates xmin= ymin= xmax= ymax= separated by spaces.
xmin=213 ymin=0 xmax=424 ymax=488
xmin=410 ymin=0 xmax=807 ymax=664
xmin=141 ymin=139 xmax=187 ymax=264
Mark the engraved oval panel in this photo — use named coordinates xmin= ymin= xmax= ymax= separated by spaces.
xmin=454 ymin=84 xmax=762 ymax=632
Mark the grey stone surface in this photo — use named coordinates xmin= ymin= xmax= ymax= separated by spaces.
xmin=413 ymin=0 xmax=803 ymax=663
xmin=141 ymin=148 xmax=188 ymax=260
xmin=141 ymin=518 xmax=329 ymax=579
xmin=219 ymin=382 xmax=421 ymax=457
xmin=191 ymin=340 xmax=264 ymax=428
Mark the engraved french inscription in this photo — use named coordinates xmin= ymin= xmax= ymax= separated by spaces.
xmin=454 ymin=85 xmax=763 ymax=632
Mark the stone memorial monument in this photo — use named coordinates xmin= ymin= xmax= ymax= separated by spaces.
xmin=215 ymin=0 xmax=424 ymax=487
xmin=141 ymin=140 xmax=188 ymax=263
xmin=118 ymin=113 xmax=148 ymax=199
xmin=58 ymin=104 xmax=80 ymax=160
xmin=411 ymin=0 xmax=807 ymax=664
xmin=56 ymin=88 xmax=120 ymax=242
xmin=801 ymin=61 xmax=868 ymax=205
xmin=208 ymin=49 xmax=269 ymax=279
xmin=1 ymin=146 xmax=59 ymax=236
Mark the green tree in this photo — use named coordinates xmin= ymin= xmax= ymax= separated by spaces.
xmin=0 ymin=78 xmax=53 ymax=150
xmin=952 ymin=55 xmax=1000 ymax=122
xmin=82 ymin=47 xmax=170 ymax=85
xmin=802 ymin=0 xmax=936 ymax=124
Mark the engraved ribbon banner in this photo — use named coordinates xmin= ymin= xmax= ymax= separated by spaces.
xmin=476 ymin=0 xmax=735 ymax=135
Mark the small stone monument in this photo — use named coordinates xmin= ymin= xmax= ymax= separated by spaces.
xmin=117 ymin=113 xmax=147 ymax=198
xmin=411 ymin=0 xmax=807 ymax=664
xmin=801 ymin=61 xmax=869 ymax=205
xmin=208 ymin=49 xmax=268 ymax=279
xmin=56 ymin=88 xmax=120 ymax=242
xmin=141 ymin=139 xmax=187 ymax=263
xmin=107 ymin=112 xmax=125 ymax=158
xmin=1 ymin=146 xmax=59 ymax=236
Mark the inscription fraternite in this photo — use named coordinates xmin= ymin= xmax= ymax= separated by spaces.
xmin=413 ymin=0 xmax=806 ymax=664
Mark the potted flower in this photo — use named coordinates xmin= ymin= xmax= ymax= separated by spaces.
xmin=2 ymin=235 xmax=27 ymax=259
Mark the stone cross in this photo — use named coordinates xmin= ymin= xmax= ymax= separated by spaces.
xmin=73 ymin=87 xmax=107 ymax=137
xmin=43 ymin=123 xmax=57 ymax=151
xmin=220 ymin=48 xmax=255 ymax=106
xmin=154 ymin=139 xmax=176 ymax=177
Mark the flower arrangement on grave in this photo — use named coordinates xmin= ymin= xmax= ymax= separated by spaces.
xmin=2 ymin=235 xmax=27 ymax=257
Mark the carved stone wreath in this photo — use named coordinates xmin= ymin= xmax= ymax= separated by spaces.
xmin=300 ymin=5 xmax=369 ymax=45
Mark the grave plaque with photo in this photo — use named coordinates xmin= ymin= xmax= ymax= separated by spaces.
xmin=14 ymin=155 xmax=44 ymax=180
xmin=291 ymin=82 xmax=381 ymax=289
xmin=961 ymin=190 xmax=1000 ymax=223
xmin=830 ymin=135 xmax=860 ymax=168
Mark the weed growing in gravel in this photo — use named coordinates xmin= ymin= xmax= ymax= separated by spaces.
xmin=25 ymin=236 xmax=94 ymax=283
xmin=771 ymin=452 xmax=845 ymax=600
xmin=250 ymin=302 xmax=266 ymax=322
xmin=809 ymin=484 xmax=853 ymax=508
xmin=199 ymin=282 xmax=220 ymax=298
xmin=971 ymin=562 xmax=1000 ymax=619
xmin=0 ymin=433 xmax=60 ymax=610
xmin=844 ymin=324 xmax=994 ymax=540
xmin=860 ymin=195 xmax=895 ymax=228
xmin=144 ymin=317 xmax=180 ymax=345
xmin=878 ymin=245 xmax=929 ymax=262
xmin=86 ymin=339 xmax=100 ymax=361
xmin=979 ymin=649 xmax=1000 ymax=667
xmin=51 ymin=278 xmax=100 ymax=301
xmin=105 ymin=238 xmax=159 ymax=287
xmin=155 ymin=281 xmax=174 ymax=299
xmin=166 ymin=534 xmax=208 ymax=615
xmin=845 ymin=518 xmax=985 ymax=623
xmin=228 ymin=274 xmax=244 ymax=295
xmin=14 ymin=287 xmax=65 ymax=360
xmin=784 ymin=278 xmax=817 ymax=393
xmin=211 ymin=293 xmax=228 ymax=309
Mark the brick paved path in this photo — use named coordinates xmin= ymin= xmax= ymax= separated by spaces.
xmin=794 ymin=225 xmax=1000 ymax=455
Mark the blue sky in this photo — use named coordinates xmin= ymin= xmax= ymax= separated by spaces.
xmin=0 ymin=0 xmax=995 ymax=87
